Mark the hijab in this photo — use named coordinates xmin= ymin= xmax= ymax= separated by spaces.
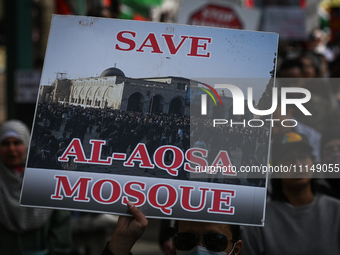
xmin=0 ymin=120 xmax=53 ymax=233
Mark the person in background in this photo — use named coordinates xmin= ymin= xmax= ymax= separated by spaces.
xmin=0 ymin=119 xmax=72 ymax=255
xmin=159 ymin=219 xmax=176 ymax=255
xmin=299 ymin=53 xmax=320 ymax=78
xmin=194 ymin=136 xmax=207 ymax=149
xmin=320 ymin=127 xmax=340 ymax=200
xmin=277 ymin=58 xmax=305 ymax=78
xmin=277 ymin=57 xmax=338 ymax=134
xmin=102 ymin=201 xmax=242 ymax=255
xmin=241 ymin=132 xmax=340 ymax=255
xmin=271 ymin=103 xmax=321 ymax=163
xmin=87 ymin=0 xmax=120 ymax=18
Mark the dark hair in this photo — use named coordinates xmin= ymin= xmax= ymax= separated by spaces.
xmin=270 ymin=178 xmax=288 ymax=202
xmin=299 ymin=52 xmax=320 ymax=77
xmin=278 ymin=58 xmax=304 ymax=77
xmin=228 ymin=224 xmax=241 ymax=241
xmin=173 ymin=221 xmax=241 ymax=241
xmin=271 ymin=143 xmax=314 ymax=167
xmin=270 ymin=178 xmax=325 ymax=202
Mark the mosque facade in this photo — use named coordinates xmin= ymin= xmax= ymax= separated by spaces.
xmin=39 ymin=67 xmax=251 ymax=119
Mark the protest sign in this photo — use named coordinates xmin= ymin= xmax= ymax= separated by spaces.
xmin=262 ymin=6 xmax=306 ymax=40
xmin=20 ymin=15 xmax=278 ymax=226
xmin=15 ymin=70 xmax=41 ymax=103
xmin=177 ymin=0 xmax=261 ymax=31
xmin=262 ymin=3 xmax=320 ymax=41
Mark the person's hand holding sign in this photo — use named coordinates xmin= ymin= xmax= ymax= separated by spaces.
xmin=108 ymin=201 xmax=148 ymax=255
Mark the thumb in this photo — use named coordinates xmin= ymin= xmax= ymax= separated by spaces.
xmin=127 ymin=201 xmax=148 ymax=227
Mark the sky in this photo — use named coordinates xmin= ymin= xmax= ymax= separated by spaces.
xmin=41 ymin=15 xmax=278 ymax=101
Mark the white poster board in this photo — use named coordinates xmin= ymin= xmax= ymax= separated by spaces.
xmin=20 ymin=15 xmax=278 ymax=226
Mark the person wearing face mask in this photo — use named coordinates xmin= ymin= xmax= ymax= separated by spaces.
xmin=0 ymin=120 xmax=72 ymax=255
xmin=101 ymin=201 xmax=242 ymax=255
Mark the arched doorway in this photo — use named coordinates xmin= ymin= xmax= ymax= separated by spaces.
xmin=169 ymin=97 xmax=183 ymax=115
xmin=127 ymin=92 xmax=144 ymax=112
xmin=149 ymin=95 xmax=164 ymax=114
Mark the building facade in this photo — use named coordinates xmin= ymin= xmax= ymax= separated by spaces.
xmin=39 ymin=67 xmax=191 ymax=115
xmin=39 ymin=67 xmax=253 ymax=119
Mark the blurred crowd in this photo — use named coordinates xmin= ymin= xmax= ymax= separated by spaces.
xmin=2 ymin=1 xmax=340 ymax=255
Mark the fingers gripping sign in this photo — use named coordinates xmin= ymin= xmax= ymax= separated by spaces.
xmin=108 ymin=201 xmax=148 ymax=255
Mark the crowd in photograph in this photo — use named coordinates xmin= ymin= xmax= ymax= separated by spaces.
xmin=26 ymin=101 xmax=269 ymax=182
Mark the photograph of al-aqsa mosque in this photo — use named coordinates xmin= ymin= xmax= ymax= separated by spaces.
xmin=31 ymin=65 xmax=262 ymax=183
xmin=39 ymin=67 xmax=191 ymax=116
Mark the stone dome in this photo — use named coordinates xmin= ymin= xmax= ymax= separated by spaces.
xmin=100 ymin=67 xmax=125 ymax=77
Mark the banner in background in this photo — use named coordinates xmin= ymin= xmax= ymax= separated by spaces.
xmin=262 ymin=2 xmax=319 ymax=40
